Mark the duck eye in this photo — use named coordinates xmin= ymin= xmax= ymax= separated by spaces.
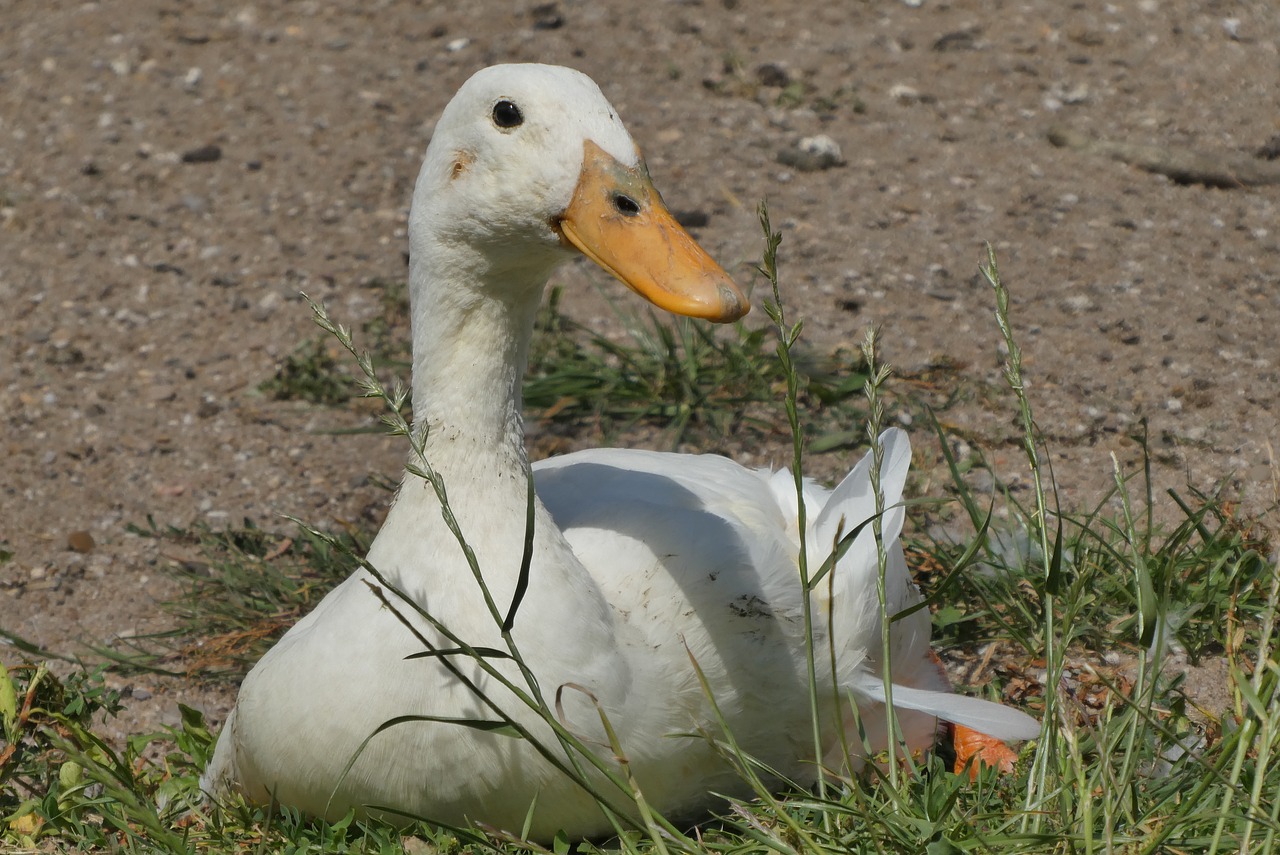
xmin=492 ymin=99 xmax=523 ymax=129
xmin=613 ymin=193 xmax=641 ymax=217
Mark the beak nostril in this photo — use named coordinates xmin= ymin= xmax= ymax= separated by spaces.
xmin=612 ymin=193 xmax=641 ymax=217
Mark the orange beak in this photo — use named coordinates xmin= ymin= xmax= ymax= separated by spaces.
xmin=556 ymin=141 xmax=749 ymax=323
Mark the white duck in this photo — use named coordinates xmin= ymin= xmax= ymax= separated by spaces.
xmin=202 ymin=63 xmax=1037 ymax=839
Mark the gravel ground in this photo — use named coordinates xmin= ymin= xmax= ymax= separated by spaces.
xmin=2 ymin=0 xmax=1277 ymax=739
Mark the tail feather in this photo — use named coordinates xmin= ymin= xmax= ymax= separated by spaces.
xmin=851 ymin=671 xmax=1041 ymax=741
xmin=805 ymin=429 xmax=1041 ymax=745
xmin=812 ymin=428 xmax=911 ymax=553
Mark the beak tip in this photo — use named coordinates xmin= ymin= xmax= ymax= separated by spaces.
xmin=716 ymin=283 xmax=750 ymax=323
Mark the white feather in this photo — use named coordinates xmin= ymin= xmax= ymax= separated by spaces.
xmin=850 ymin=672 xmax=1042 ymax=740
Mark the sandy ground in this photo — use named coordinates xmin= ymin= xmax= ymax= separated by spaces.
xmin=2 ymin=0 xmax=1278 ymax=739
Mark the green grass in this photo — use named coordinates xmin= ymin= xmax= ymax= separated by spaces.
xmin=3 ymin=218 xmax=1278 ymax=853
xmin=916 ymin=427 xmax=1272 ymax=664
xmin=525 ymin=285 xmax=876 ymax=449
xmin=92 ymin=519 xmax=368 ymax=679
xmin=260 ymin=336 xmax=357 ymax=406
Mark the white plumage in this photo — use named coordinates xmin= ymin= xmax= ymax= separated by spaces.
xmin=202 ymin=63 xmax=1037 ymax=840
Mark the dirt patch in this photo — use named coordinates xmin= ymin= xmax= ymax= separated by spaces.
xmin=2 ymin=1 xmax=1277 ymax=737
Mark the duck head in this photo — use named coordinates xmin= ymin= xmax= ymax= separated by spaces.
xmin=410 ymin=64 xmax=748 ymax=323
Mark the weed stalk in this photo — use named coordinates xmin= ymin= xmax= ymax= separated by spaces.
xmin=859 ymin=327 xmax=904 ymax=787
xmin=979 ymin=247 xmax=1061 ymax=826
xmin=756 ymin=201 xmax=830 ymax=823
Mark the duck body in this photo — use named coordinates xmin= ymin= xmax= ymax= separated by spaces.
xmin=203 ymin=63 xmax=1037 ymax=840
xmin=210 ymin=439 xmax=941 ymax=838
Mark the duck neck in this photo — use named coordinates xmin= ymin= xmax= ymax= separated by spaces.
xmin=372 ymin=231 xmax=615 ymax=653
xmin=370 ymin=236 xmax=568 ymax=625
xmin=406 ymin=235 xmax=552 ymax=484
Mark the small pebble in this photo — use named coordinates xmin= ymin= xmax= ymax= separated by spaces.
xmin=181 ymin=144 xmax=222 ymax=164
xmin=68 ymin=531 xmax=95 ymax=553
xmin=932 ymin=30 xmax=979 ymax=52
xmin=1060 ymin=295 xmax=1095 ymax=313
xmin=777 ymin=135 xmax=844 ymax=172
xmin=531 ymin=3 xmax=564 ymax=30
xmin=755 ymin=62 xmax=791 ymax=88
xmin=888 ymin=83 xmax=923 ymax=104
xmin=1059 ymin=83 xmax=1090 ymax=104
xmin=146 ymin=385 xmax=177 ymax=404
